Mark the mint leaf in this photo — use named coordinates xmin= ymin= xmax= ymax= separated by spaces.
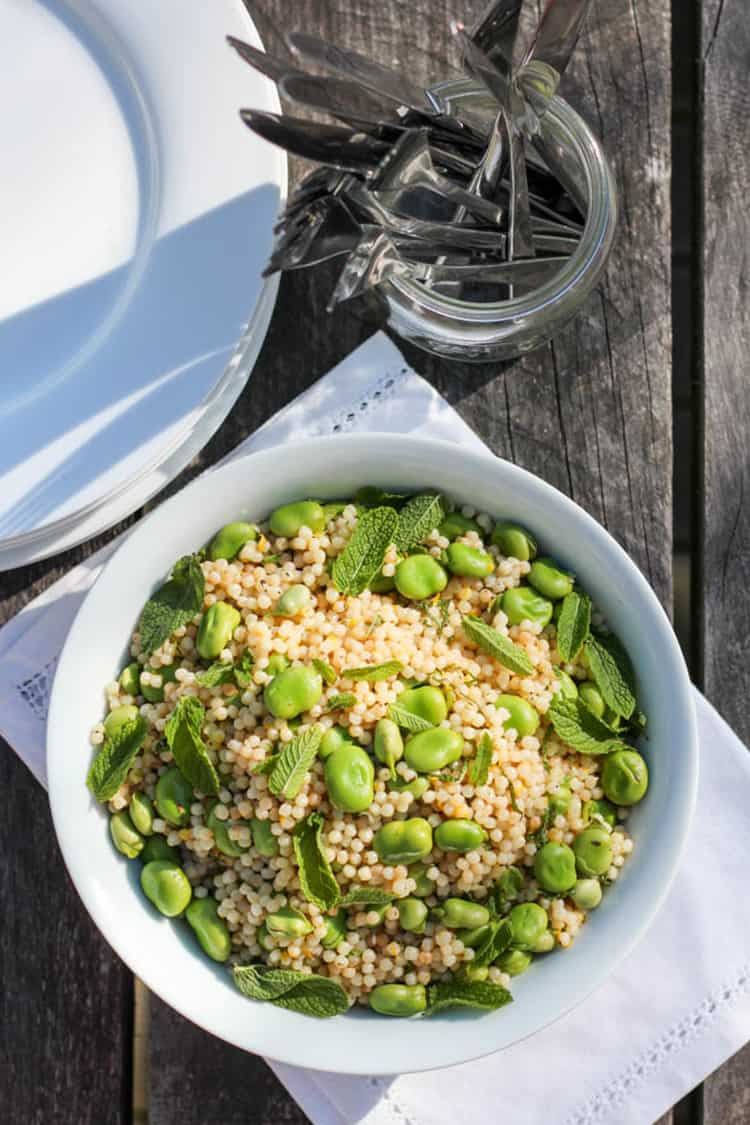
xmin=387 ymin=703 xmax=434 ymax=733
xmin=86 ymin=713 xmax=148 ymax=801
xmin=164 ymin=695 xmax=219 ymax=794
xmin=461 ymin=617 xmax=534 ymax=675
xmin=293 ymin=812 xmax=340 ymax=911
xmin=325 ymin=692 xmax=357 ymax=712
xmin=394 ymin=493 xmax=445 ymax=552
xmin=138 ymin=554 xmax=204 ymax=656
xmin=556 ymin=592 xmax=591 ymax=662
xmin=343 ymin=660 xmax=404 ymax=682
xmin=338 ymin=887 xmax=395 ymax=907
xmin=312 ymin=658 xmax=337 ymax=685
xmin=426 ymin=978 xmax=513 ymax=1014
xmin=196 ymin=660 xmax=236 ymax=688
xmin=548 ymin=697 xmax=626 ymax=755
xmin=332 ymin=507 xmax=398 ymax=596
xmin=355 ymin=486 xmax=408 ymax=509
xmin=492 ymin=867 xmax=523 ymax=912
xmin=584 ymin=634 xmax=636 ymax=719
xmin=472 ymin=918 xmax=513 ymax=970
xmin=233 ymin=650 xmax=255 ymax=689
xmin=467 ymin=731 xmax=493 ymax=787
xmin=232 ymin=965 xmax=349 ymax=1018
xmin=268 ymin=725 xmax=322 ymax=799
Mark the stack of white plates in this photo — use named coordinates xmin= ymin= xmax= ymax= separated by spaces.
xmin=0 ymin=0 xmax=285 ymax=568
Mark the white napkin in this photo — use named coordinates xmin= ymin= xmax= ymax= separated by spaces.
xmin=1 ymin=332 xmax=748 ymax=1125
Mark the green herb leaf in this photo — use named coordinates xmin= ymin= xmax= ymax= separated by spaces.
xmin=268 ymin=725 xmax=323 ymax=799
xmin=471 ymin=919 xmax=514 ymax=970
xmin=196 ymin=660 xmax=236 ymax=688
xmin=325 ymin=693 xmax=357 ymax=712
xmin=86 ymin=714 xmax=148 ymax=801
xmin=394 ymin=493 xmax=446 ymax=552
xmin=387 ymin=703 xmax=434 ymax=733
xmin=487 ymin=593 xmax=504 ymax=619
xmin=461 ymin=617 xmax=534 ymax=675
xmin=331 ymin=507 xmax=398 ymax=596
xmin=556 ymin=591 xmax=591 ymax=662
xmin=354 ymin=486 xmax=408 ymax=509
xmin=467 ymin=732 xmax=493 ymax=787
xmin=164 ymin=696 xmax=219 ymax=795
xmin=431 ymin=760 xmax=467 ymax=784
xmin=262 ymin=553 xmax=284 ymax=565
xmin=312 ymin=658 xmax=337 ymax=685
xmin=426 ymin=977 xmax=513 ymax=1014
xmin=584 ymin=634 xmax=636 ymax=719
xmin=293 ymin=812 xmax=340 ymax=911
xmin=501 ymin=770 xmax=521 ymax=812
xmin=338 ymin=887 xmax=395 ymax=907
xmin=233 ymin=650 xmax=255 ymax=689
xmin=531 ymin=803 xmax=554 ymax=847
xmin=232 ymin=965 xmax=349 ymax=1018
xmin=548 ymin=697 xmax=626 ymax=755
xmin=138 ymin=554 xmax=205 ymax=655
xmin=492 ymin=867 xmax=524 ymax=912
xmin=249 ymin=754 xmax=279 ymax=775
xmin=343 ymin=660 xmax=404 ymax=682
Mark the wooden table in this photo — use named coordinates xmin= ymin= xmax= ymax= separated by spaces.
xmin=1 ymin=1 xmax=746 ymax=1121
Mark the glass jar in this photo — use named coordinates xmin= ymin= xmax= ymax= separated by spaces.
xmin=382 ymin=78 xmax=617 ymax=362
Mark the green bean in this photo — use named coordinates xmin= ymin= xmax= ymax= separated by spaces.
xmin=502 ymin=586 xmax=554 ymax=629
xmin=389 ymin=775 xmax=430 ymax=800
xmin=573 ymin=826 xmax=613 ymax=877
xmin=373 ymin=818 xmax=433 ymax=863
xmin=528 ymin=558 xmax=574 ymax=600
xmin=369 ymin=984 xmax=427 ymax=1016
xmin=554 ymin=668 xmax=579 ymax=700
xmin=602 ymin=749 xmax=649 ymax=805
xmin=445 ymin=543 xmax=494 ymax=578
xmin=266 ymin=653 xmax=290 ymax=677
xmin=324 ymin=747 xmax=375 ymax=813
xmin=508 ymin=902 xmax=549 ymax=950
xmin=397 ymin=897 xmax=428 ymax=933
xmin=408 ymin=862 xmax=436 ymax=897
xmin=582 ymin=798 xmax=617 ymax=829
xmin=548 ymin=782 xmax=571 ymax=817
xmin=269 ymin=501 xmax=326 ymax=537
xmin=273 ymin=584 xmax=313 ymax=617
xmin=264 ymin=665 xmax=323 ymax=719
xmin=119 ymin=662 xmax=141 ymax=697
xmin=208 ymin=521 xmax=257 ymax=561
xmin=207 ymin=802 xmax=251 ymax=857
xmin=533 ymin=841 xmax=577 ymax=893
xmin=571 ymin=878 xmax=603 ymax=910
xmin=141 ymin=835 xmax=180 ymax=864
xmin=186 ymin=898 xmax=232 ymax=962
xmin=395 ymin=685 xmax=448 ymax=726
xmin=495 ymin=693 xmax=540 ymax=737
xmin=456 ymin=923 xmax=491 ymax=949
xmin=320 ymin=725 xmax=357 ymax=760
xmin=496 ymin=948 xmax=532 ymax=976
xmin=110 ymin=811 xmax=144 ymax=859
xmin=155 ymin=767 xmax=193 ymax=827
xmin=266 ymin=905 xmax=313 ymax=938
xmin=374 ymin=718 xmax=404 ymax=775
xmin=197 ymin=602 xmax=241 ymax=660
xmin=434 ymin=818 xmax=487 ymax=852
xmin=404 ymin=728 xmax=463 ymax=773
xmin=579 ymin=681 xmax=606 ymax=719
xmin=432 ymin=898 xmax=490 ymax=929
xmin=104 ymin=704 xmax=140 ymax=740
xmin=321 ymin=909 xmax=348 ymax=950
xmin=129 ymin=792 xmax=154 ymax=836
xmin=141 ymin=860 xmax=192 ymax=917
xmin=439 ymin=513 xmax=482 ymax=540
xmin=394 ymin=555 xmax=448 ymax=600
xmin=531 ymin=930 xmax=556 ymax=953
xmin=462 ymin=963 xmax=490 ymax=982
xmin=491 ymin=522 xmax=537 ymax=561
xmin=250 ymin=817 xmax=280 ymax=857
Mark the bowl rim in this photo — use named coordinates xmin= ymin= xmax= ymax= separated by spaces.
xmin=47 ymin=433 xmax=698 ymax=1074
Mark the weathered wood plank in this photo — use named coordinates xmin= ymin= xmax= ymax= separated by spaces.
xmin=147 ymin=0 xmax=673 ymax=1120
xmin=0 ymin=744 xmax=132 ymax=1125
xmin=700 ymin=0 xmax=750 ymax=1121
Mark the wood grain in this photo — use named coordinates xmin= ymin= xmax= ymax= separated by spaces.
xmin=700 ymin=0 xmax=750 ymax=1120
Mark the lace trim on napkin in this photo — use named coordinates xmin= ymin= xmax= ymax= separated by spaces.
xmin=17 ymin=660 xmax=57 ymax=722
xmin=567 ymin=961 xmax=750 ymax=1124
xmin=327 ymin=372 xmax=402 ymax=433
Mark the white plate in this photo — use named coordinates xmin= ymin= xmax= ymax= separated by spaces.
xmin=0 ymin=0 xmax=285 ymax=568
xmin=48 ymin=435 xmax=698 ymax=1074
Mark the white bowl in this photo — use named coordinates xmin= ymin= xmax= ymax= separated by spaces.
xmin=48 ymin=434 xmax=698 ymax=1075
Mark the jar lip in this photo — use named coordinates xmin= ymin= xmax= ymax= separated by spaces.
xmin=385 ymin=80 xmax=617 ymax=324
